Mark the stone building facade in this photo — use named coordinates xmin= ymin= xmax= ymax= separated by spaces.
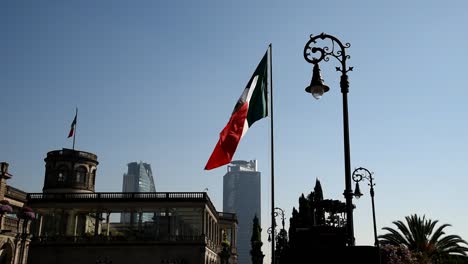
xmin=0 ymin=162 xmax=33 ymax=264
xmin=25 ymin=149 xmax=238 ymax=264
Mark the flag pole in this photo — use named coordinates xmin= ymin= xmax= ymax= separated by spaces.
xmin=268 ymin=43 xmax=276 ymax=264
xmin=73 ymin=107 xmax=77 ymax=150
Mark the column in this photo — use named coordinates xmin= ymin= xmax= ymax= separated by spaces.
xmin=129 ymin=210 xmax=134 ymax=228
xmin=201 ymin=208 xmax=205 ymax=237
xmin=138 ymin=211 xmax=143 ymax=231
xmin=166 ymin=208 xmax=171 ymax=237
xmin=20 ymin=243 xmax=30 ymax=264
xmin=37 ymin=215 xmax=43 ymax=237
xmin=203 ymin=211 xmax=208 ymax=243
xmin=13 ymin=235 xmax=22 ymax=264
xmin=59 ymin=210 xmax=66 ymax=235
xmin=73 ymin=214 xmax=78 ymax=237
xmin=210 ymin=218 xmax=214 ymax=246
xmin=232 ymin=226 xmax=236 ymax=250
xmin=106 ymin=212 xmax=111 ymax=236
xmin=208 ymin=217 xmax=211 ymax=242
xmin=94 ymin=211 xmax=100 ymax=236
xmin=65 ymin=210 xmax=76 ymax=236
xmin=0 ymin=214 xmax=4 ymax=231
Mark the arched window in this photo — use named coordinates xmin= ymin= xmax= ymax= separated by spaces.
xmin=75 ymin=166 xmax=87 ymax=183
xmin=91 ymin=169 xmax=96 ymax=186
xmin=0 ymin=242 xmax=13 ymax=264
xmin=57 ymin=165 xmax=68 ymax=183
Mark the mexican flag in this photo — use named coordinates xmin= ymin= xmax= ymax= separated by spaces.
xmin=205 ymin=51 xmax=269 ymax=170
xmin=68 ymin=110 xmax=77 ymax=138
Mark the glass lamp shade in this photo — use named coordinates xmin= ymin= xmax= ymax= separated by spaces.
xmin=305 ymin=64 xmax=329 ymax=100
xmin=311 ymin=85 xmax=328 ymax=100
xmin=354 ymin=182 xmax=363 ymax=199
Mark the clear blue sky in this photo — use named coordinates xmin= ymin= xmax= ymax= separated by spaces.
xmin=2 ymin=0 xmax=468 ymax=261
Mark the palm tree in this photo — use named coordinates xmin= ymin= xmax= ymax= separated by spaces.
xmin=379 ymin=214 xmax=468 ymax=263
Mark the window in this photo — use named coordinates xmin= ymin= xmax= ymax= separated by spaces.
xmin=91 ymin=169 xmax=96 ymax=186
xmin=75 ymin=166 xmax=87 ymax=183
xmin=57 ymin=166 xmax=68 ymax=183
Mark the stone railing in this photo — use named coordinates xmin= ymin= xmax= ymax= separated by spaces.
xmin=31 ymin=234 xmax=207 ymax=244
xmin=27 ymin=192 xmax=207 ymax=201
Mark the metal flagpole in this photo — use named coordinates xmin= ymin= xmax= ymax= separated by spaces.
xmin=268 ymin=43 xmax=276 ymax=264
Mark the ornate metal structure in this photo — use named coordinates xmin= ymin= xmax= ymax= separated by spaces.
xmin=352 ymin=167 xmax=378 ymax=247
xmin=267 ymin=207 xmax=287 ymax=264
xmin=267 ymin=227 xmax=275 ymax=243
xmin=303 ymin=33 xmax=355 ymax=245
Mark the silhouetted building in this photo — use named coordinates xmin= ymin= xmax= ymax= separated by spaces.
xmin=279 ymin=179 xmax=379 ymax=263
xmin=0 ymin=162 xmax=34 ymax=264
xmin=121 ymin=161 xmax=156 ymax=223
xmin=26 ymin=149 xmax=238 ymax=264
xmin=223 ymin=160 xmax=261 ymax=264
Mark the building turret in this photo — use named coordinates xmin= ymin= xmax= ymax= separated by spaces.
xmin=42 ymin=148 xmax=98 ymax=193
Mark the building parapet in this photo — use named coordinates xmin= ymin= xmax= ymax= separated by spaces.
xmin=32 ymin=234 xmax=207 ymax=244
xmin=28 ymin=192 xmax=208 ymax=202
xmin=6 ymin=185 xmax=27 ymax=202
xmin=45 ymin=148 xmax=98 ymax=163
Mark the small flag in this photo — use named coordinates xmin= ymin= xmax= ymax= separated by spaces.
xmin=68 ymin=111 xmax=77 ymax=138
xmin=205 ymin=51 xmax=268 ymax=170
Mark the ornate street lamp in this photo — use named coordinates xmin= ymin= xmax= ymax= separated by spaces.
xmin=267 ymin=226 xmax=276 ymax=243
xmin=352 ymin=167 xmax=379 ymax=247
xmin=303 ymin=33 xmax=355 ymax=245
xmin=268 ymin=207 xmax=285 ymax=242
xmin=269 ymin=207 xmax=286 ymax=264
xmin=274 ymin=207 xmax=285 ymax=231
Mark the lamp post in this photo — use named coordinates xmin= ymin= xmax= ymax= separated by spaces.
xmin=267 ymin=226 xmax=276 ymax=243
xmin=352 ymin=167 xmax=379 ymax=247
xmin=274 ymin=207 xmax=285 ymax=231
xmin=268 ymin=207 xmax=285 ymax=241
xmin=269 ymin=207 xmax=286 ymax=264
xmin=303 ymin=33 xmax=355 ymax=245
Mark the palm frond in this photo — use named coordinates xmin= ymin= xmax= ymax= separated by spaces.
xmin=379 ymin=214 xmax=468 ymax=261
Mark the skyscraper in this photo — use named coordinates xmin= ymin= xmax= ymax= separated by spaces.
xmin=223 ymin=160 xmax=261 ymax=264
xmin=121 ymin=161 xmax=156 ymax=223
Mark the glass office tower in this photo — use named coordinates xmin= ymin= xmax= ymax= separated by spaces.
xmin=121 ymin=161 xmax=156 ymax=223
xmin=223 ymin=160 xmax=261 ymax=264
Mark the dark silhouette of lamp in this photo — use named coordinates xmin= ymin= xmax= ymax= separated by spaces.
xmin=353 ymin=182 xmax=363 ymax=198
xmin=305 ymin=64 xmax=329 ymax=100
xmin=303 ymin=33 xmax=355 ymax=245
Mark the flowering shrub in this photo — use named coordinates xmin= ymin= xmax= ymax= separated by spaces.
xmin=16 ymin=206 xmax=35 ymax=220
xmin=380 ymin=244 xmax=418 ymax=264
xmin=0 ymin=200 xmax=12 ymax=214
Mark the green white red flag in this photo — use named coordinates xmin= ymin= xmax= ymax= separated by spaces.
xmin=205 ymin=51 xmax=269 ymax=170
xmin=68 ymin=110 xmax=77 ymax=138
